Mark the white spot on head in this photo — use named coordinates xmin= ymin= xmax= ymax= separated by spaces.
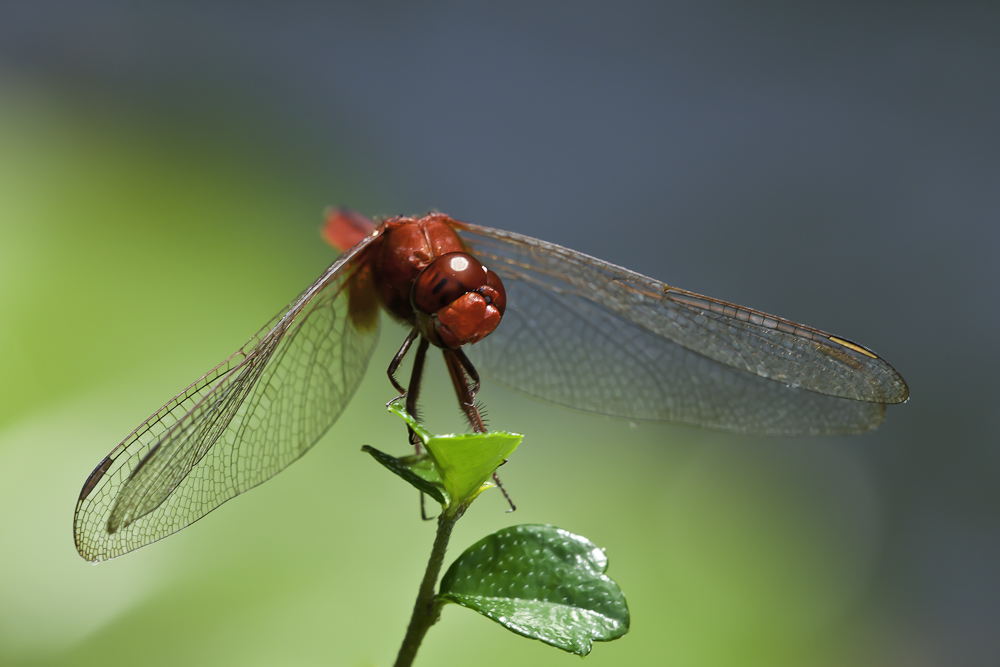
xmin=449 ymin=256 xmax=470 ymax=272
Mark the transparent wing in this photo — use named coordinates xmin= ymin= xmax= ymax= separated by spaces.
xmin=73 ymin=236 xmax=381 ymax=561
xmin=453 ymin=223 xmax=908 ymax=435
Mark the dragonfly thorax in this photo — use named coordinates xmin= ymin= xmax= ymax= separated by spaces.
xmin=371 ymin=215 xmax=506 ymax=348
xmin=370 ymin=215 xmax=466 ymax=322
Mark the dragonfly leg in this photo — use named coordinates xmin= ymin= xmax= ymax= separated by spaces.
xmin=403 ymin=337 xmax=434 ymax=520
xmin=452 ymin=347 xmax=481 ymax=396
xmin=443 ymin=349 xmax=485 ymax=433
xmin=443 ymin=349 xmax=516 ymax=512
xmin=492 ymin=471 xmax=517 ymax=513
xmin=406 ymin=337 xmax=430 ymax=453
xmin=387 ymin=326 xmax=420 ymax=395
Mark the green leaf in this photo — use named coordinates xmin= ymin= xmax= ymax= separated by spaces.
xmin=387 ymin=398 xmax=521 ymax=508
xmin=438 ymin=524 xmax=630 ymax=655
xmin=361 ymin=445 xmax=447 ymax=505
xmin=424 ymin=431 xmax=521 ymax=507
xmin=386 ymin=398 xmax=434 ymax=445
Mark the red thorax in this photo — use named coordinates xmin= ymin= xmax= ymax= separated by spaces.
xmin=364 ymin=214 xmax=506 ymax=349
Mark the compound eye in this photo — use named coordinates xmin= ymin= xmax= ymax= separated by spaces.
xmin=483 ymin=268 xmax=506 ymax=316
xmin=411 ymin=252 xmax=488 ymax=315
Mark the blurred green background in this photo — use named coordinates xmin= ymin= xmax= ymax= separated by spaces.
xmin=0 ymin=4 xmax=996 ymax=666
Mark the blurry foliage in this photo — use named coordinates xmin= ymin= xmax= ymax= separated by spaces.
xmin=0 ymin=80 xmax=882 ymax=667
xmin=0 ymin=81 xmax=351 ymax=429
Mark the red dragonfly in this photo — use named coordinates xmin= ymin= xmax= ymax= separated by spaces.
xmin=74 ymin=210 xmax=908 ymax=561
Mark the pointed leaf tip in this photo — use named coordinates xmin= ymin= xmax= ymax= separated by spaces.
xmin=361 ymin=445 xmax=447 ymax=505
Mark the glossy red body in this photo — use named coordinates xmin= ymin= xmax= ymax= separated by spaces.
xmin=325 ymin=210 xmax=506 ymax=349
xmin=411 ymin=252 xmax=505 ymax=348
xmin=371 ymin=216 xmax=466 ymax=322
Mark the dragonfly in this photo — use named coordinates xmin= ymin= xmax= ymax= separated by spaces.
xmin=73 ymin=209 xmax=908 ymax=562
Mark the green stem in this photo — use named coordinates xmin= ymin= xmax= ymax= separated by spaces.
xmin=393 ymin=508 xmax=461 ymax=667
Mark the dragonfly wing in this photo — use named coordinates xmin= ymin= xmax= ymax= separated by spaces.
xmin=453 ymin=223 xmax=907 ymax=435
xmin=73 ymin=237 xmax=381 ymax=561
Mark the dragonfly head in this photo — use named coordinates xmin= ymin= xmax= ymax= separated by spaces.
xmin=411 ymin=251 xmax=506 ymax=348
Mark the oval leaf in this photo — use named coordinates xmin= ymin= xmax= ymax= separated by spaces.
xmin=438 ymin=524 xmax=629 ymax=655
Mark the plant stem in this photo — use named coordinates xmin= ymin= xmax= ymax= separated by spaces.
xmin=394 ymin=509 xmax=460 ymax=667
